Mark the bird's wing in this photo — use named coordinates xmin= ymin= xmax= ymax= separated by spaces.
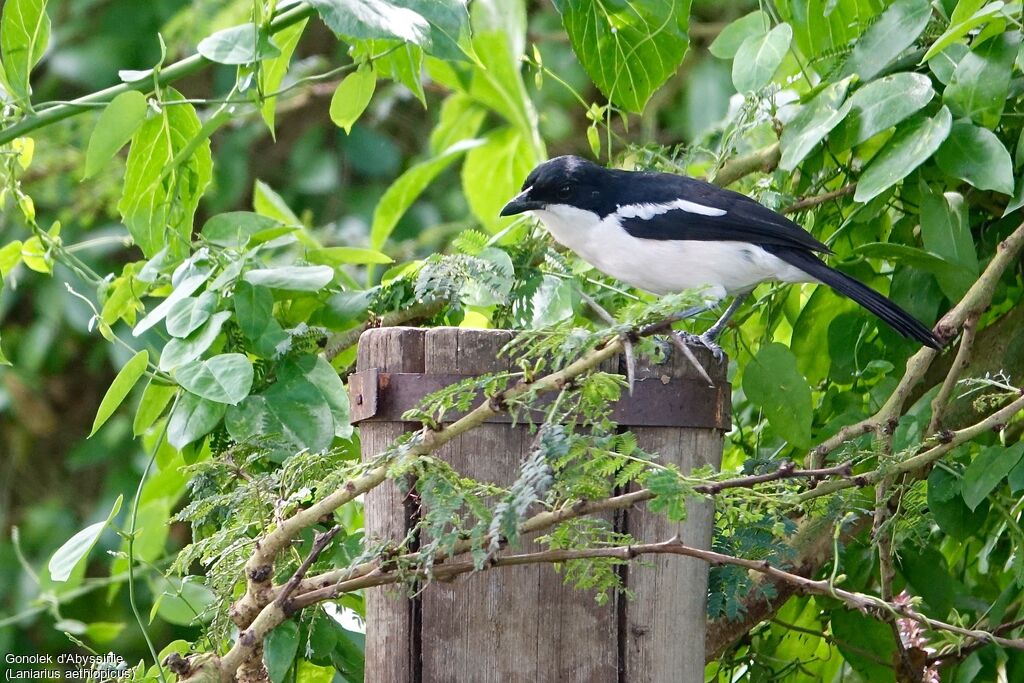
xmin=616 ymin=175 xmax=831 ymax=254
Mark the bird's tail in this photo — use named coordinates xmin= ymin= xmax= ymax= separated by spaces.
xmin=771 ymin=248 xmax=943 ymax=349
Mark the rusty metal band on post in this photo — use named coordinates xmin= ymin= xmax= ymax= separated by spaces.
xmin=349 ymin=369 xmax=731 ymax=430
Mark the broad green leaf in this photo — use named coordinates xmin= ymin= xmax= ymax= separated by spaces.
xmin=899 ymin=547 xmax=960 ymax=616
xmin=0 ymin=240 xmax=23 ymax=277
xmin=854 ymin=106 xmax=952 ymax=203
xmin=233 ymin=281 xmax=274 ymax=340
xmin=243 ymin=265 xmax=334 ymax=291
xmin=372 ymin=138 xmax=482 ymax=248
xmin=839 ymin=0 xmax=931 ymax=80
xmin=295 ymin=660 xmax=335 ymax=683
xmin=855 ymin=242 xmax=973 ymax=286
xmin=253 ymin=179 xmax=302 ymax=226
xmin=202 ymin=211 xmax=282 ymax=248
xmin=553 ymin=0 xmax=692 ymax=113
xmin=149 ymin=576 xmax=215 ymax=626
xmin=285 ymin=355 xmax=352 ymax=438
xmin=398 ymin=0 xmax=472 ymax=61
xmin=129 ymin=498 xmax=171 ymax=563
xmin=259 ymin=19 xmax=307 ymax=136
xmin=791 ymin=287 xmax=854 ymax=385
xmin=462 ymin=128 xmax=536 ymax=233
xmin=21 ymin=235 xmax=50 ymax=273
xmin=0 ymin=334 xmax=10 ymax=366
xmin=196 ymin=23 xmax=281 ymax=65
xmin=962 ymin=443 xmax=1024 ymax=510
xmin=329 ymin=64 xmax=376 ymax=134
xmin=133 ymin=266 xmax=212 ymax=337
xmin=264 ymin=620 xmax=300 ymax=683
xmin=352 ymin=38 xmax=426 ymax=104
xmin=463 ymin=27 xmax=540 ymax=149
xmin=307 ymin=0 xmax=429 ymax=45
xmin=307 ymin=246 xmax=393 ymax=265
xmin=923 ymin=1 xmax=1009 ymax=61
xmin=133 ymin=380 xmax=177 ymax=436
xmin=90 ymin=350 xmax=149 ymax=437
xmin=1008 ymin=452 xmax=1024 ymax=491
xmin=732 ymin=23 xmax=792 ymax=93
xmin=779 ymin=78 xmax=853 ymax=171
xmin=529 ymin=275 xmax=576 ymax=328
xmin=430 ymin=93 xmax=487 ymax=154
xmin=943 ymin=31 xmax=1019 ymax=128
xmin=165 ymin=291 xmax=217 ymax=338
xmin=84 ymin=92 xmax=149 ymax=179
xmin=935 ymin=122 xmax=1014 ymax=194
xmin=159 ymin=311 xmax=232 ymax=372
xmin=928 ymin=466 xmax=988 ymax=539
xmin=829 ymin=73 xmax=934 ymax=150
xmin=921 ymin=191 xmax=978 ymax=300
xmin=173 ymin=354 xmax=254 ymax=405
xmin=830 ymin=609 xmax=897 ymax=683
xmin=167 ymin=391 xmax=227 ymax=449
xmin=1 ymin=0 xmax=50 ymax=103
xmin=225 ymin=372 xmax=335 ymax=452
xmin=117 ymin=89 xmax=213 ymax=259
xmin=709 ymin=10 xmax=768 ymax=59
xmin=48 ymin=495 xmax=123 ymax=582
xmin=742 ymin=343 xmax=812 ymax=448
xmin=929 ymin=43 xmax=969 ymax=84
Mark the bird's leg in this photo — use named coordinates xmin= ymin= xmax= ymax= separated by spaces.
xmin=677 ymin=293 xmax=748 ymax=362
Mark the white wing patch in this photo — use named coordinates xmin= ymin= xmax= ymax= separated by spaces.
xmin=616 ymin=198 xmax=728 ymax=220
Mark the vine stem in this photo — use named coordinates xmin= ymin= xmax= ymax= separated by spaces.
xmin=0 ymin=3 xmax=316 ymax=146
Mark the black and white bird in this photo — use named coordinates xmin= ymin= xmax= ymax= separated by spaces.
xmin=500 ymin=155 xmax=942 ymax=353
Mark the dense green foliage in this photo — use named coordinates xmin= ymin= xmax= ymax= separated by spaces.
xmin=2 ymin=0 xmax=1024 ymax=681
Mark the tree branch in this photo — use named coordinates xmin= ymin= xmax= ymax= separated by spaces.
xmin=322 ymin=299 xmax=447 ymax=362
xmin=710 ymin=143 xmax=781 ymax=187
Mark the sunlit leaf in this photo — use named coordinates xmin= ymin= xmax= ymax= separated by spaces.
xmin=935 ymin=122 xmax=1013 ymax=194
xmin=84 ymin=91 xmax=149 ymax=179
xmin=709 ymin=10 xmax=768 ymax=59
xmin=839 ymin=0 xmax=930 ymax=81
xmin=90 ymin=350 xmax=149 ymax=437
xmin=1 ymin=0 xmax=50 ymax=103
xmin=742 ymin=343 xmax=812 ymax=448
xmin=829 ymin=73 xmax=934 ymax=150
xmin=329 ymin=64 xmax=376 ymax=134
xmin=732 ymin=23 xmax=791 ymax=92
xmin=197 ymin=23 xmax=281 ymax=65
xmin=48 ymin=495 xmax=123 ymax=582
xmin=167 ymin=391 xmax=227 ymax=449
xmin=173 ymin=354 xmax=254 ymax=405
xmin=854 ymin=106 xmax=952 ymax=203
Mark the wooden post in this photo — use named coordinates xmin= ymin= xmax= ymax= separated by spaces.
xmin=355 ymin=327 xmax=729 ymax=682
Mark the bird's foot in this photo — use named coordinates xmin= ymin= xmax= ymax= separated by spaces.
xmin=676 ymin=331 xmax=726 ymax=363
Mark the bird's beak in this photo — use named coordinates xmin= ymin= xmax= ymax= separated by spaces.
xmin=500 ymin=189 xmax=543 ymax=216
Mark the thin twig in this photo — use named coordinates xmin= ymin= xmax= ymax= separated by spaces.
xmin=322 ymin=299 xmax=446 ymax=362
xmin=928 ymin=314 xmax=978 ymax=433
xmin=276 ymin=526 xmax=340 ymax=613
xmin=782 ymin=183 xmax=857 ymax=214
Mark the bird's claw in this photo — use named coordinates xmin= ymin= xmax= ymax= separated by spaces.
xmin=676 ymin=332 xmax=726 ymax=363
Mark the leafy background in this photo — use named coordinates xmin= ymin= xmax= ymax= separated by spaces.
xmin=1 ymin=0 xmax=1024 ymax=681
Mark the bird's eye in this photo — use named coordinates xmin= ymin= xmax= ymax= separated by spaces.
xmin=556 ymin=184 xmax=572 ymax=200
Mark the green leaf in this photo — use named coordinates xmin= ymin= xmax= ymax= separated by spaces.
xmin=921 ymin=191 xmax=978 ymax=300
xmin=929 ymin=43 xmax=969 ymax=84
xmin=117 ymin=89 xmax=213 ymax=259
xmin=285 ymin=355 xmax=352 ymax=438
xmin=854 ymin=106 xmax=952 ymax=203
xmin=839 ymin=0 xmax=931 ymax=81
xmin=855 ymin=242 xmax=972 ymax=286
xmin=254 ymin=179 xmax=302 ymax=226
xmin=329 ymin=64 xmax=377 ymax=134
xmin=202 ymin=211 xmax=282 ymax=248
xmin=243 ymin=265 xmax=334 ymax=291
xmin=732 ymin=23 xmax=792 ymax=93
xmin=829 ymin=609 xmax=896 ymax=683
xmin=742 ymin=343 xmax=812 ymax=448
xmin=48 ymin=495 xmax=123 ymax=582
xmin=462 ymin=128 xmax=537 ymax=232
xmin=264 ymin=620 xmax=300 ymax=683
xmin=308 ymin=0 xmax=429 ymax=45
xmin=173 ymin=354 xmax=254 ymax=405
xmin=923 ymin=1 xmax=1010 ymax=61
xmin=399 ymin=0 xmax=472 ymax=62
xmin=307 ymin=246 xmax=393 ymax=266
xmin=0 ymin=240 xmax=23 ymax=278
xmin=779 ymin=78 xmax=853 ymax=171
xmin=943 ymin=31 xmax=1019 ymax=128
xmin=899 ymin=547 xmax=959 ymax=616
xmin=159 ymin=311 xmax=232 ymax=372
xmin=165 ymin=291 xmax=217 ymax=338
xmin=90 ymin=350 xmax=149 ymax=437
xmin=709 ymin=10 xmax=768 ymax=59
xmin=149 ymin=576 xmax=215 ymax=626
xmin=962 ymin=443 xmax=1024 ymax=510
xmin=529 ymin=275 xmax=577 ymax=328
xmin=167 ymin=391 xmax=227 ymax=449
xmin=84 ymin=92 xmax=149 ymax=179
xmin=295 ymin=660 xmax=335 ymax=683
xmin=429 ymin=92 xmax=487 ymax=155
xmin=936 ymin=122 xmax=1013 ymax=195
xmin=133 ymin=380 xmax=177 ymax=436
xmin=928 ymin=466 xmax=988 ymax=539
xmin=1008 ymin=453 xmax=1024 ymax=492
xmin=259 ymin=19 xmax=308 ymax=136
xmin=828 ymin=72 xmax=934 ymax=150
xmin=225 ymin=368 xmax=335 ymax=452
xmin=196 ymin=23 xmax=281 ymax=65
xmin=371 ymin=138 xmax=482 ymax=248
xmin=0 ymin=334 xmax=10 ymax=366
xmin=233 ymin=281 xmax=274 ymax=340
xmin=132 ymin=270 xmax=212 ymax=338
xmin=553 ymin=0 xmax=692 ymax=112
xmin=1 ymin=0 xmax=50 ymax=103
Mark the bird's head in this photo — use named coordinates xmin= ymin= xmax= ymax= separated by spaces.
xmin=499 ymin=155 xmax=613 ymax=218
